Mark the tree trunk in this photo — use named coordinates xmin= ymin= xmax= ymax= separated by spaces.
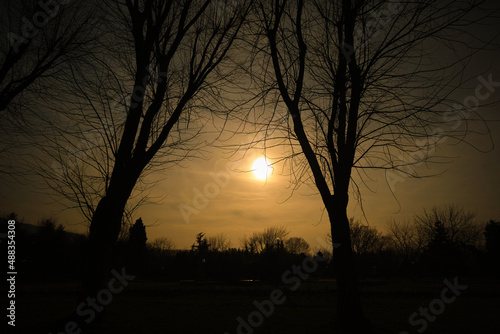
xmin=80 ymin=195 xmax=124 ymax=299
xmin=79 ymin=166 xmax=140 ymax=307
xmin=329 ymin=193 xmax=372 ymax=332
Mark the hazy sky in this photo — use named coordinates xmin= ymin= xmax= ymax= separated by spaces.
xmin=1 ymin=2 xmax=500 ymax=251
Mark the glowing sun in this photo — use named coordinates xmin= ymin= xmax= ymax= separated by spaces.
xmin=252 ymin=157 xmax=273 ymax=180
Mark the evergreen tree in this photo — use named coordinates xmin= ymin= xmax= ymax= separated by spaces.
xmin=423 ymin=221 xmax=458 ymax=275
xmin=191 ymin=233 xmax=209 ymax=254
xmin=127 ymin=218 xmax=147 ymax=274
xmin=128 ymin=218 xmax=147 ymax=249
xmin=427 ymin=221 xmax=451 ymax=253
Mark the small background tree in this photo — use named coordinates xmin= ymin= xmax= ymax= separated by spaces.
xmin=126 ymin=217 xmax=147 ymax=274
xmin=284 ymin=237 xmax=310 ymax=255
xmin=208 ymin=233 xmax=231 ymax=252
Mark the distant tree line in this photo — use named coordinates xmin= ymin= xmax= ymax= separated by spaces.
xmin=2 ymin=204 xmax=499 ymax=282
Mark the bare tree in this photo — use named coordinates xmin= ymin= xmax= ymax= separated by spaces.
xmin=253 ymin=0 xmax=495 ymax=329
xmin=349 ymin=219 xmax=381 ymax=256
xmin=260 ymin=225 xmax=289 ymax=246
xmin=415 ymin=204 xmax=484 ymax=249
xmin=208 ymin=233 xmax=231 ymax=252
xmin=24 ymin=0 xmax=251 ymax=303
xmin=239 ymin=234 xmax=255 ymax=252
xmin=240 ymin=225 xmax=290 ymax=253
xmin=386 ymin=204 xmax=484 ymax=265
xmin=386 ymin=219 xmax=425 ymax=265
xmin=284 ymin=236 xmax=310 ymax=255
xmin=149 ymin=237 xmax=176 ymax=255
xmin=253 ymin=225 xmax=290 ymax=252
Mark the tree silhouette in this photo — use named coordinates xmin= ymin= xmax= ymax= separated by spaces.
xmin=208 ymin=233 xmax=231 ymax=252
xmin=284 ymin=236 xmax=310 ymax=255
xmin=415 ymin=204 xmax=484 ymax=249
xmin=386 ymin=219 xmax=425 ymax=267
xmin=241 ymin=225 xmax=290 ymax=253
xmin=149 ymin=237 xmax=176 ymax=255
xmin=426 ymin=221 xmax=452 ymax=252
xmin=421 ymin=220 xmax=463 ymax=275
xmin=348 ymin=219 xmax=381 ymax=257
xmin=191 ymin=232 xmax=210 ymax=254
xmin=22 ymin=0 xmax=251 ymax=301
xmin=252 ymin=0 xmax=495 ymax=330
xmin=128 ymin=218 xmax=147 ymax=249
xmin=191 ymin=232 xmax=210 ymax=280
xmin=127 ymin=217 xmax=147 ymax=274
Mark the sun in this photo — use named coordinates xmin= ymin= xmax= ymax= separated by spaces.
xmin=252 ymin=157 xmax=273 ymax=180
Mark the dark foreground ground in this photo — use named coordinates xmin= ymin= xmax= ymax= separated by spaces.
xmin=13 ymin=277 xmax=500 ymax=334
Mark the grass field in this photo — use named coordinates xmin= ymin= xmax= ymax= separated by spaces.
xmin=15 ymin=277 xmax=500 ymax=334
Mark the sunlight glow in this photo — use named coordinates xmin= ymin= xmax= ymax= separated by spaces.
xmin=252 ymin=157 xmax=273 ymax=180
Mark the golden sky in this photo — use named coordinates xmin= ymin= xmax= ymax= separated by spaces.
xmin=3 ymin=120 xmax=499 ymax=250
